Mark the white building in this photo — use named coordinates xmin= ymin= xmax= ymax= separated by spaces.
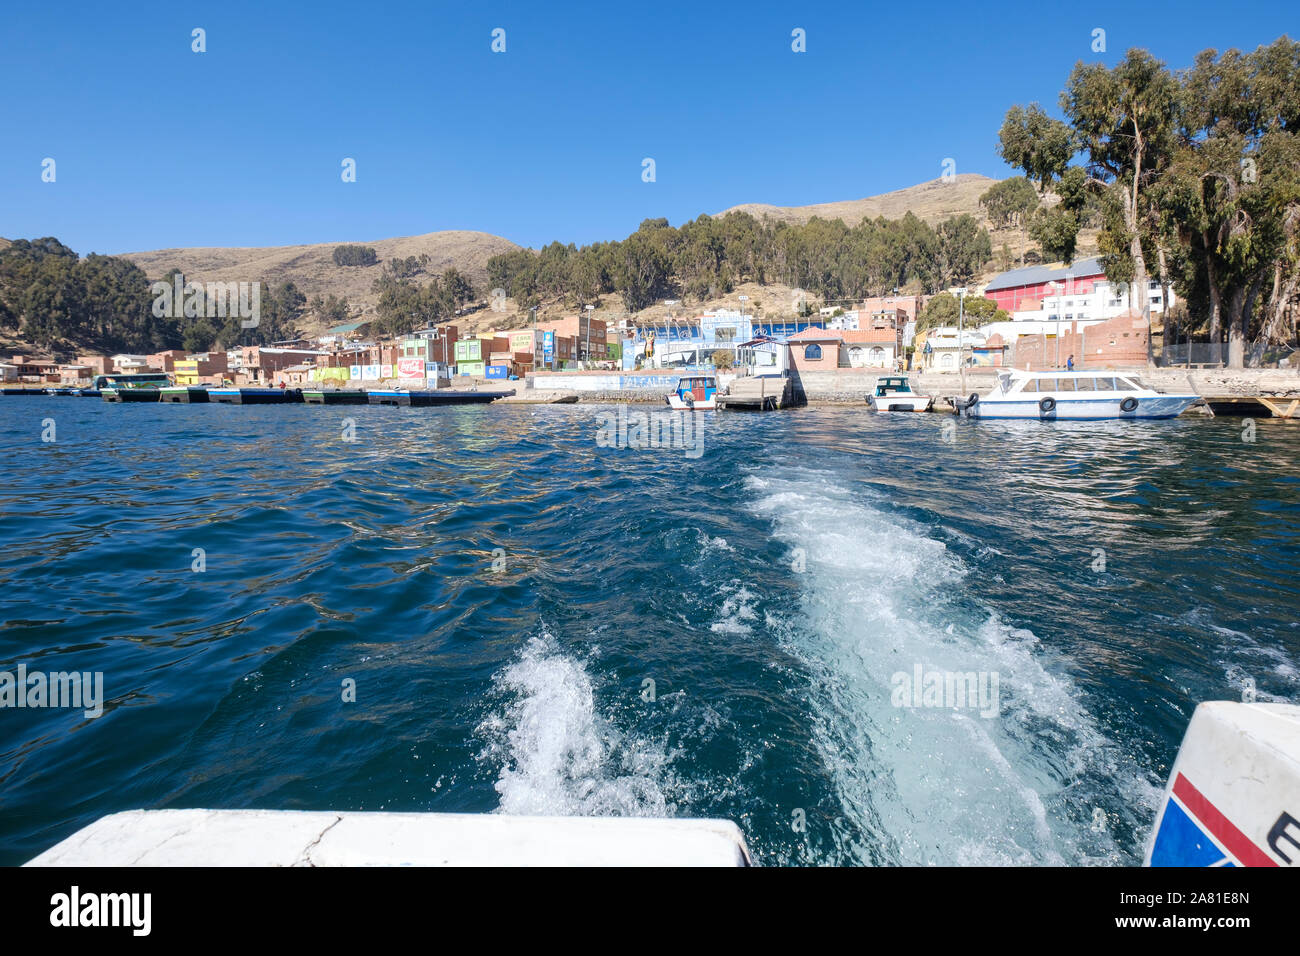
xmin=919 ymin=327 xmax=988 ymax=370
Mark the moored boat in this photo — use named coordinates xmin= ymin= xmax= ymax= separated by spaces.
xmin=207 ymin=387 xmax=303 ymax=405
xmin=665 ymin=376 xmax=718 ymax=410
xmin=159 ymin=385 xmax=211 ymax=403
xmin=866 ymin=375 xmax=933 ymax=412
xmin=366 ymin=389 xmax=503 ymax=407
xmin=95 ymin=372 xmax=170 ymax=403
xmin=302 ymin=388 xmax=369 ymax=405
xmin=962 ymin=369 xmax=1199 ymax=420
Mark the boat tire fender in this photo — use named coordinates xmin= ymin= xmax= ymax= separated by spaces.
xmin=1039 ymin=396 xmax=1057 ymax=414
xmin=1120 ymin=396 xmax=1139 ymax=412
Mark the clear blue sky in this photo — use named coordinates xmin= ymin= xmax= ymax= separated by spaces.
xmin=1 ymin=0 xmax=1295 ymax=255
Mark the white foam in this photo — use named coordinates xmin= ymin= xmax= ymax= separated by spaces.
xmin=748 ymin=465 xmax=1157 ymax=865
xmin=477 ymin=632 xmax=675 ymax=818
xmin=711 ymin=584 xmax=758 ymax=635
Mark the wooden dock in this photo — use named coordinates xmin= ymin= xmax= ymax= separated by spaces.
xmin=1199 ymin=395 xmax=1300 ymax=419
xmin=719 ymin=376 xmax=794 ymax=411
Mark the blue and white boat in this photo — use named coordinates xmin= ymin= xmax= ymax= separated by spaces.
xmin=1146 ymin=701 xmax=1300 ymax=867
xmin=666 ymin=376 xmax=718 ymax=410
xmin=966 ymin=369 xmax=1199 ymax=420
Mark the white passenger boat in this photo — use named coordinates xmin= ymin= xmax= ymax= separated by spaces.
xmin=866 ymin=375 xmax=933 ymax=412
xmin=666 ymin=375 xmax=718 ymax=410
xmin=964 ymin=369 xmax=1198 ymax=420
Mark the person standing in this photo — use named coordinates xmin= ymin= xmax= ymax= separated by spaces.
xmin=1066 ymin=354 xmax=1075 ymax=371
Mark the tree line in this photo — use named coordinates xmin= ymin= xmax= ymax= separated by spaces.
xmin=0 ymin=238 xmax=308 ymax=353
xmin=997 ymin=35 xmax=1300 ymax=367
xmin=486 ymin=210 xmax=993 ymax=315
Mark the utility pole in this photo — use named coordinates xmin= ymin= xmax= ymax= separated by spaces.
xmin=955 ymin=287 xmax=968 ymax=398
xmin=584 ymin=303 xmax=594 ymax=367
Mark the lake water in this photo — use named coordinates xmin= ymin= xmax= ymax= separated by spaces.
xmin=1 ymin=398 xmax=1297 ymax=865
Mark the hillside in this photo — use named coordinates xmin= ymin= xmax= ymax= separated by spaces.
xmin=716 ymin=174 xmax=999 ymax=227
xmin=717 ymin=173 xmax=1097 ymax=272
xmin=4 ymin=175 xmax=1100 ymax=351
xmin=119 ymin=230 xmax=519 ymax=327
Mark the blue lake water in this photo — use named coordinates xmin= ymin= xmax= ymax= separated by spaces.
xmin=1 ymin=398 xmax=1297 ymax=865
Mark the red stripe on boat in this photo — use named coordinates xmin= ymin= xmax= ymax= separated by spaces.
xmin=1172 ymin=772 xmax=1277 ymax=867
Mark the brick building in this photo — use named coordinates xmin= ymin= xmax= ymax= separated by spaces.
xmin=1003 ymin=313 xmax=1150 ymax=370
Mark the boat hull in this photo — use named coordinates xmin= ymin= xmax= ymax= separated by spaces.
xmin=1146 ymin=702 xmax=1300 ymax=867
xmin=367 ymin=390 xmax=500 ymax=406
xmin=302 ymin=389 xmax=369 ymax=405
xmin=665 ymin=395 xmax=717 ymax=410
xmin=970 ymin=394 xmax=1199 ymax=420
xmin=868 ymin=396 xmax=933 ymax=412
xmin=208 ymin=388 xmax=303 ymax=405
xmin=159 ymin=386 xmax=210 ymax=404
xmin=101 ymin=388 xmax=160 ymax=403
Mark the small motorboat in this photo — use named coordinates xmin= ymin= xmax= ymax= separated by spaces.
xmin=961 ymin=369 xmax=1199 ymax=420
xmin=866 ymin=375 xmax=933 ymax=412
xmin=666 ymin=376 xmax=718 ymax=410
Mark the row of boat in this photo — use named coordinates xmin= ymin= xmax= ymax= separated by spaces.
xmin=3 ymin=373 xmax=507 ymax=406
xmin=668 ymin=369 xmax=1201 ymax=421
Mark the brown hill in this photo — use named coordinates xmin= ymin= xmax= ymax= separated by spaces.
xmin=119 ymin=230 xmax=519 ymax=327
xmin=716 ymin=174 xmax=999 ymax=227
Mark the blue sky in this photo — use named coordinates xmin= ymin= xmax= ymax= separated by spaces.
xmin=1 ymin=0 xmax=1295 ymax=255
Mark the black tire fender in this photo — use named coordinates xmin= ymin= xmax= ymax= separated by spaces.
xmin=967 ymin=392 xmax=979 ymax=407
xmin=1120 ymin=396 xmax=1139 ymax=412
xmin=1039 ymin=396 xmax=1057 ymax=414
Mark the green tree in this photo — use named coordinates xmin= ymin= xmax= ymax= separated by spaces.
xmin=332 ymin=245 xmax=378 ymax=267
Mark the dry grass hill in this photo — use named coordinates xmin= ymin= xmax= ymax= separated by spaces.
xmin=119 ymin=230 xmax=519 ymax=324
xmin=717 ymin=173 xmax=999 ymax=227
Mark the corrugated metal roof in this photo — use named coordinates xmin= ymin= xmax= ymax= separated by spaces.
xmin=786 ymin=327 xmax=841 ymax=341
xmin=984 ymin=257 xmax=1105 ymax=293
xmin=324 ymin=321 xmax=370 ymax=333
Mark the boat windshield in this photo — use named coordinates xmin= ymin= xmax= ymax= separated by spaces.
xmin=95 ymin=373 xmax=170 ymax=388
xmin=876 ymin=378 xmax=910 ymax=395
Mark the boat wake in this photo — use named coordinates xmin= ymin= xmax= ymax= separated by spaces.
xmin=476 ymin=631 xmax=678 ymax=818
xmin=747 ymin=465 xmax=1161 ymax=865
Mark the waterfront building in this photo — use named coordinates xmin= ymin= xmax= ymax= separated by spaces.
xmin=985 ymin=257 xmax=1175 ymax=322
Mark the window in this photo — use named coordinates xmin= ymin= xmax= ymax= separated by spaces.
xmin=1093 ymin=377 xmax=1117 ymax=391
xmin=1054 ymin=378 xmax=1075 ymax=392
xmin=1075 ymin=377 xmax=1096 ymax=391
xmin=1020 ymin=378 xmax=1040 ymax=393
xmin=804 ymin=343 xmax=823 ymax=360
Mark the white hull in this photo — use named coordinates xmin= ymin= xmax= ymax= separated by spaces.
xmin=665 ymin=395 xmax=717 ymax=410
xmin=971 ymin=394 xmax=1198 ymax=420
xmin=868 ymin=396 xmax=932 ymax=412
